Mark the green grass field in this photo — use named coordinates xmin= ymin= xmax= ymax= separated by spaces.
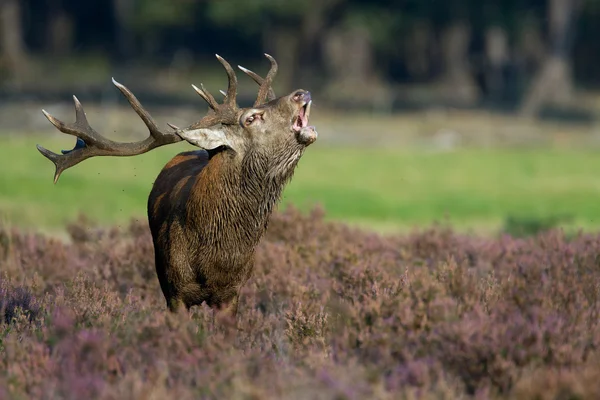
xmin=1 ymin=134 xmax=600 ymax=235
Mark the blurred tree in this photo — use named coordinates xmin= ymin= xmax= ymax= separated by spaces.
xmin=207 ymin=0 xmax=342 ymax=92
xmin=572 ymin=0 xmax=600 ymax=86
xmin=0 ymin=0 xmax=30 ymax=86
xmin=520 ymin=0 xmax=583 ymax=116
xmin=432 ymin=0 xmax=481 ymax=105
xmin=438 ymin=21 xmax=481 ymax=105
xmin=4 ymin=0 xmax=600 ymax=116
xmin=112 ymin=0 xmax=135 ymax=60
xmin=483 ymin=26 xmax=509 ymax=100
xmin=46 ymin=0 xmax=74 ymax=56
xmin=321 ymin=2 xmax=396 ymax=110
xmin=112 ymin=0 xmax=196 ymax=59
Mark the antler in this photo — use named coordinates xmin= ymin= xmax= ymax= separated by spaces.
xmin=238 ymin=53 xmax=278 ymax=106
xmin=37 ymin=80 xmax=184 ymax=184
xmin=37 ymin=54 xmax=244 ymax=184
xmin=187 ymin=54 xmax=241 ymax=128
xmin=37 ymin=54 xmax=280 ymax=183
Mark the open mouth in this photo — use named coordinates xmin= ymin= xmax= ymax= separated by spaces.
xmin=292 ymin=100 xmax=312 ymax=133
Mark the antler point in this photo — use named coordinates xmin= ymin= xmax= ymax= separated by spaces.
xmin=111 ymin=77 xmax=124 ymax=88
xmin=41 ymin=109 xmax=53 ymax=121
xmin=72 ymin=95 xmax=82 ymax=108
xmin=167 ymin=122 xmax=180 ymax=131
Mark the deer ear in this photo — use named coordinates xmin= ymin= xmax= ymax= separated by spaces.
xmin=175 ymin=127 xmax=234 ymax=151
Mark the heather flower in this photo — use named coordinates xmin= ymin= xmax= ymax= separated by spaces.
xmin=1 ymin=208 xmax=600 ymax=398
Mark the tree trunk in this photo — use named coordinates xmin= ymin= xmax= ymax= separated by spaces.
xmin=321 ymin=24 xmax=392 ymax=111
xmin=484 ymin=26 xmax=509 ymax=101
xmin=0 ymin=0 xmax=29 ymax=86
xmin=296 ymin=0 xmax=343 ymax=87
xmin=404 ymin=20 xmax=435 ymax=80
xmin=112 ymin=0 xmax=135 ymax=60
xmin=437 ymin=22 xmax=480 ymax=105
xmin=519 ymin=0 xmax=581 ymax=117
xmin=46 ymin=0 xmax=74 ymax=56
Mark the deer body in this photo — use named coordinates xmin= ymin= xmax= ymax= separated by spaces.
xmin=37 ymin=54 xmax=317 ymax=317
xmin=148 ymin=139 xmax=305 ymax=313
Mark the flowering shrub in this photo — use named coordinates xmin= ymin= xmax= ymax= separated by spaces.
xmin=2 ymin=206 xmax=600 ymax=399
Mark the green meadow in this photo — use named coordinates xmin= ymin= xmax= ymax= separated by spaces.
xmin=1 ymin=134 xmax=599 ymax=235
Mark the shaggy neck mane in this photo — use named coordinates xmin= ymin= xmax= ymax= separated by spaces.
xmin=189 ymin=143 xmax=305 ymax=250
xmin=241 ymin=143 xmax=304 ymax=214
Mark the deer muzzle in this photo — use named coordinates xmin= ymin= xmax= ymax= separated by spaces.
xmin=297 ymin=125 xmax=318 ymax=145
xmin=291 ymin=91 xmax=316 ymax=145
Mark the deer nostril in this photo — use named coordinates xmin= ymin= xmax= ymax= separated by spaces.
xmin=293 ymin=91 xmax=312 ymax=103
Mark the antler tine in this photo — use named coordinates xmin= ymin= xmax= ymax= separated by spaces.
xmin=35 ymin=143 xmax=71 ymax=184
xmin=191 ymin=84 xmax=220 ymax=111
xmin=254 ymin=53 xmax=278 ymax=106
xmin=41 ymin=96 xmax=101 ymax=145
xmin=237 ymin=65 xmax=276 ymax=103
xmin=215 ymin=54 xmax=238 ymax=108
xmin=37 ymin=79 xmax=182 ymax=184
xmin=112 ymin=78 xmax=162 ymax=139
xmin=183 ymin=55 xmax=243 ymax=129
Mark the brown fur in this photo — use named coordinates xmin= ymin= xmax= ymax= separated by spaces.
xmin=147 ymin=91 xmax=314 ymax=316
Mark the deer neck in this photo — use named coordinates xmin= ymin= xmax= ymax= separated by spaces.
xmin=240 ymin=144 xmax=305 ymax=220
xmin=189 ymin=145 xmax=305 ymax=247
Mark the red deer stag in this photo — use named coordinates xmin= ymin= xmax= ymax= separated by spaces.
xmin=36 ymin=54 xmax=317 ymax=317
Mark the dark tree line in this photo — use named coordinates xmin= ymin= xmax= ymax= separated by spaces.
xmin=1 ymin=0 xmax=598 ymax=115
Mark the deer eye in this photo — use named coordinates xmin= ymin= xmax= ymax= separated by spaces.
xmin=293 ymin=92 xmax=303 ymax=101
xmin=240 ymin=109 xmax=265 ymax=128
xmin=244 ymin=113 xmax=263 ymax=127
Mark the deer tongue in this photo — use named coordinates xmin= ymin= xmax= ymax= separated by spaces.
xmin=293 ymin=102 xmax=311 ymax=133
